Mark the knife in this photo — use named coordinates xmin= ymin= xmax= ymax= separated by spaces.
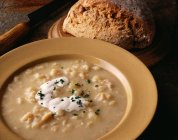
xmin=0 ymin=0 xmax=77 ymax=55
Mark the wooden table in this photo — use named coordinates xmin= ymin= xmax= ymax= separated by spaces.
xmin=0 ymin=0 xmax=178 ymax=139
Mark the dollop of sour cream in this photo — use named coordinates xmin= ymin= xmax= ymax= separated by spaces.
xmin=35 ymin=76 xmax=86 ymax=113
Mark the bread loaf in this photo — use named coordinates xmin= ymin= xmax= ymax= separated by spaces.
xmin=63 ymin=0 xmax=155 ymax=49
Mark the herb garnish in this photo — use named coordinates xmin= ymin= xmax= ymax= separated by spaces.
xmin=95 ymin=109 xmax=100 ymax=115
xmin=54 ymin=81 xmax=59 ymax=84
xmin=76 ymin=100 xmax=83 ymax=107
xmin=37 ymin=91 xmax=45 ymax=100
xmin=81 ymin=90 xmax=85 ymax=96
xmin=71 ymin=97 xmax=76 ymax=102
xmin=71 ymin=89 xmax=75 ymax=94
xmin=83 ymin=94 xmax=90 ymax=98
xmin=87 ymin=79 xmax=91 ymax=84
xmin=75 ymin=83 xmax=81 ymax=87
xmin=60 ymin=79 xmax=65 ymax=84
xmin=80 ymin=91 xmax=90 ymax=98
xmin=75 ymin=96 xmax=81 ymax=99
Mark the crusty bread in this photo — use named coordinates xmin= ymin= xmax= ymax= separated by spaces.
xmin=63 ymin=0 xmax=155 ymax=49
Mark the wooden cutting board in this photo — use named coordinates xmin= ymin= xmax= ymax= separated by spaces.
xmin=0 ymin=0 xmax=175 ymax=67
xmin=48 ymin=16 xmax=171 ymax=67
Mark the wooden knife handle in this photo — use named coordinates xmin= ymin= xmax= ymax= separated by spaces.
xmin=0 ymin=22 xmax=30 ymax=55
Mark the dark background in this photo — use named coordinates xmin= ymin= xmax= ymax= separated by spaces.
xmin=0 ymin=0 xmax=178 ymax=139
xmin=139 ymin=1 xmax=178 ymax=139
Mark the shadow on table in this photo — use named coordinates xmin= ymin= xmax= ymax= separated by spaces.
xmin=137 ymin=35 xmax=178 ymax=140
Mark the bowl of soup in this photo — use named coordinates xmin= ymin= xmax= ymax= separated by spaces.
xmin=0 ymin=38 xmax=157 ymax=140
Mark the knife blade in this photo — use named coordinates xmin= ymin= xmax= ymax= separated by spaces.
xmin=0 ymin=0 xmax=77 ymax=55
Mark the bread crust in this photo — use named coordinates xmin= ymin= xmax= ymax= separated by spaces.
xmin=63 ymin=0 xmax=155 ymax=49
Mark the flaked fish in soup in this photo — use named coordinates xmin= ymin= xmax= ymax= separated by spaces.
xmin=2 ymin=59 xmax=127 ymax=140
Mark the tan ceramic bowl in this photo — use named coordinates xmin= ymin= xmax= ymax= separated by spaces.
xmin=0 ymin=38 xmax=157 ymax=140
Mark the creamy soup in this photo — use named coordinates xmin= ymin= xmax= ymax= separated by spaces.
xmin=2 ymin=59 xmax=127 ymax=140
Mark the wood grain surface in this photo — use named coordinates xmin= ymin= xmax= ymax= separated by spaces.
xmin=0 ymin=0 xmax=178 ymax=140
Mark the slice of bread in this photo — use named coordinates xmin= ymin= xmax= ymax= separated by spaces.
xmin=63 ymin=0 xmax=155 ymax=49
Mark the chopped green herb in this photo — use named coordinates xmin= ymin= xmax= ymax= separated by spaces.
xmin=71 ymin=89 xmax=75 ymax=94
xmin=83 ymin=94 xmax=90 ymax=98
xmin=37 ymin=91 xmax=45 ymax=99
xmin=75 ymin=83 xmax=81 ymax=87
xmin=81 ymin=90 xmax=85 ymax=96
xmin=87 ymin=79 xmax=91 ymax=84
xmin=75 ymin=96 xmax=81 ymax=99
xmin=60 ymin=79 xmax=65 ymax=84
xmin=54 ymin=81 xmax=59 ymax=84
xmin=80 ymin=91 xmax=90 ymax=98
xmin=95 ymin=109 xmax=100 ymax=115
xmin=76 ymin=100 xmax=83 ymax=107
xmin=71 ymin=98 xmax=76 ymax=102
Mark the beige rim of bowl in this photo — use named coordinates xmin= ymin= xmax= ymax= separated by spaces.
xmin=0 ymin=38 xmax=157 ymax=140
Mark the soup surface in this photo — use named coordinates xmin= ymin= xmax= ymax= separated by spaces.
xmin=2 ymin=59 xmax=127 ymax=140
